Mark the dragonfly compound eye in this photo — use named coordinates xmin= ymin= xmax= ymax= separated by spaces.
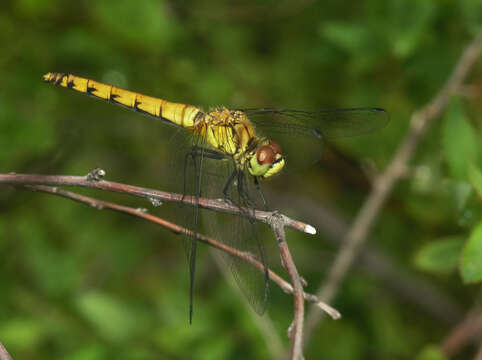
xmin=257 ymin=145 xmax=275 ymax=165
xmin=269 ymin=140 xmax=282 ymax=155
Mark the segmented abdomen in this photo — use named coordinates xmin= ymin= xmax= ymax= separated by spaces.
xmin=43 ymin=72 xmax=202 ymax=128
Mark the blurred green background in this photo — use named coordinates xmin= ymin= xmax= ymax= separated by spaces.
xmin=1 ymin=0 xmax=482 ymax=359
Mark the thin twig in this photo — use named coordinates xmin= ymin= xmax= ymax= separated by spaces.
xmin=4 ymin=178 xmax=339 ymax=359
xmin=0 ymin=172 xmax=315 ymax=235
xmin=476 ymin=343 xmax=482 ymax=360
xmin=441 ymin=309 xmax=482 ymax=358
xmin=13 ymin=183 xmax=339 ymax=318
xmin=304 ymin=30 xmax=482 ymax=344
xmin=269 ymin=213 xmax=305 ymax=360
xmin=0 ymin=343 xmax=12 ymax=360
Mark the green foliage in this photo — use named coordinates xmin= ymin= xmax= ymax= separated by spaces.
xmin=0 ymin=318 xmax=45 ymax=349
xmin=415 ymin=345 xmax=448 ymax=360
xmin=460 ymin=221 xmax=482 ymax=283
xmin=75 ymin=291 xmax=147 ymax=342
xmin=468 ymin=162 xmax=482 ymax=197
xmin=414 ymin=236 xmax=465 ymax=275
xmin=92 ymin=0 xmax=177 ymax=52
xmin=442 ymin=100 xmax=478 ymax=180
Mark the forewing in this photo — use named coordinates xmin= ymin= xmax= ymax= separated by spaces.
xmin=243 ymin=107 xmax=389 ymax=172
xmin=244 ymin=107 xmax=389 ymax=138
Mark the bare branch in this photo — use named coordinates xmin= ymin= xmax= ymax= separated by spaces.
xmin=0 ymin=343 xmax=12 ymax=360
xmin=2 ymin=176 xmax=340 ymax=359
xmin=0 ymin=172 xmax=314 ymax=235
xmin=476 ymin=343 xmax=482 ymax=360
xmin=11 ymin=182 xmax=339 ymax=318
xmin=304 ymin=30 xmax=482 ymax=344
xmin=270 ymin=213 xmax=305 ymax=360
xmin=442 ymin=309 xmax=482 ymax=358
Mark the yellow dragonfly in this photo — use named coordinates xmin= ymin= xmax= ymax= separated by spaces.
xmin=44 ymin=72 xmax=389 ymax=321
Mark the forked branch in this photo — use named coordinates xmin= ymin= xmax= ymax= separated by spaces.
xmin=1 ymin=170 xmax=340 ymax=360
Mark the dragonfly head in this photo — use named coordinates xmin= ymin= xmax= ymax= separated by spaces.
xmin=248 ymin=140 xmax=285 ymax=179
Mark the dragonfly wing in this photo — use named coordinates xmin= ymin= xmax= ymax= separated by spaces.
xmin=165 ymin=127 xmax=216 ymax=322
xmin=201 ymin=156 xmax=270 ymax=315
xmin=243 ymin=107 xmax=389 ymax=139
xmin=242 ymin=107 xmax=389 ymax=172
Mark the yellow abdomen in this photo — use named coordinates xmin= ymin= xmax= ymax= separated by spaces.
xmin=43 ymin=72 xmax=202 ymax=129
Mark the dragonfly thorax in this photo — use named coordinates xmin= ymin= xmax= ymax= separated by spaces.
xmin=201 ymin=108 xmax=285 ymax=179
xmin=201 ymin=108 xmax=256 ymax=157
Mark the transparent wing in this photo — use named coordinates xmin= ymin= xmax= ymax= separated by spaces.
xmin=243 ymin=107 xmax=389 ymax=139
xmin=200 ymin=155 xmax=270 ymax=315
xmin=166 ymin=127 xmax=269 ymax=317
xmin=242 ymin=107 xmax=389 ymax=172
xmin=166 ymin=128 xmax=210 ymax=322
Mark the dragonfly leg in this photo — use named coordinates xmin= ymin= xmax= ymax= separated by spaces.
xmin=254 ymin=177 xmax=269 ymax=210
xmin=222 ymin=169 xmax=237 ymax=203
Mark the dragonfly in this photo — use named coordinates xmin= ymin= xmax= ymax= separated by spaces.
xmin=43 ymin=72 xmax=389 ymax=322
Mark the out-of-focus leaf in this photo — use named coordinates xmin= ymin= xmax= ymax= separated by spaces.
xmin=415 ymin=345 xmax=447 ymax=360
xmin=442 ymin=101 xmax=477 ymax=180
xmin=389 ymin=0 xmax=436 ymax=58
xmin=63 ymin=344 xmax=106 ymax=360
xmin=92 ymin=0 xmax=176 ymax=51
xmin=468 ymin=162 xmax=482 ymax=197
xmin=13 ymin=0 xmax=59 ymax=17
xmin=460 ymin=221 xmax=482 ymax=283
xmin=196 ymin=336 xmax=232 ymax=360
xmin=414 ymin=236 xmax=465 ymax=274
xmin=319 ymin=23 xmax=370 ymax=54
xmin=0 ymin=318 xmax=45 ymax=349
xmin=76 ymin=291 xmax=142 ymax=342
xmin=309 ymin=320 xmax=364 ymax=359
xmin=460 ymin=0 xmax=482 ymax=34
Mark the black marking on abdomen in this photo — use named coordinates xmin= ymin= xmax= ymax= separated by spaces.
xmin=110 ymin=93 xmax=120 ymax=103
xmin=134 ymin=98 xmax=141 ymax=110
xmin=55 ymin=73 xmax=66 ymax=85
xmin=86 ymin=84 xmax=96 ymax=94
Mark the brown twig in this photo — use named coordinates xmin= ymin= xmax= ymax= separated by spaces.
xmin=304 ymin=30 xmax=482 ymax=345
xmin=441 ymin=309 xmax=482 ymax=358
xmin=476 ymin=343 xmax=482 ymax=360
xmin=0 ymin=343 xmax=12 ymax=360
xmin=0 ymin=171 xmax=315 ymax=235
xmin=3 ymin=176 xmax=339 ymax=360
xmin=269 ymin=213 xmax=305 ymax=360
xmin=4 ymin=180 xmax=340 ymax=319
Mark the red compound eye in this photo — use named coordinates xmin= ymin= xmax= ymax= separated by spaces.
xmin=257 ymin=145 xmax=275 ymax=165
xmin=269 ymin=140 xmax=282 ymax=155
